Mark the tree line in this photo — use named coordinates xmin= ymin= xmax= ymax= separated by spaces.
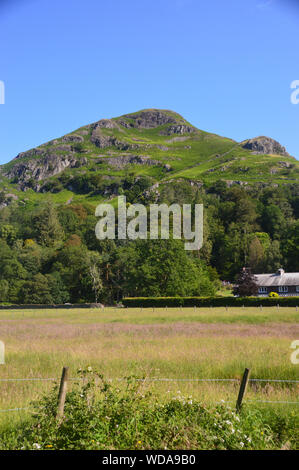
xmin=0 ymin=179 xmax=298 ymax=304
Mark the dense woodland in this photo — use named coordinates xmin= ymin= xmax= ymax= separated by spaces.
xmin=0 ymin=179 xmax=298 ymax=304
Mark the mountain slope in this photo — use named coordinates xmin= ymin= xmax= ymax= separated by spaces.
xmin=0 ymin=109 xmax=298 ymax=207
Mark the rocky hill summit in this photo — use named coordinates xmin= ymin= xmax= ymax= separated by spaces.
xmin=241 ymin=136 xmax=289 ymax=156
xmin=0 ymin=109 xmax=297 ymax=199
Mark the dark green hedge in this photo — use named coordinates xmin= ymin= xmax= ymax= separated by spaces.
xmin=0 ymin=303 xmax=97 ymax=310
xmin=122 ymin=296 xmax=299 ymax=308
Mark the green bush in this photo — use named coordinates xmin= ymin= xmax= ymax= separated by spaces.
xmin=122 ymin=296 xmax=299 ymax=308
xmin=0 ymin=369 xmax=297 ymax=450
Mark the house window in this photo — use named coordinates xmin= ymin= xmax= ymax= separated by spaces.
xmin=296 ymin=286 xmax=299 ymax=293
xmin=278 ymin=286 xmax=288 ymax=293
xmin=258 ymin=287 xmax=267 ymax=294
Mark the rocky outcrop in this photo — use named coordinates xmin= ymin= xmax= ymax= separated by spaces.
xmin=118 ymin=109 xmax=183 ymax=129
xmin=14 ymin=148 xmax=45 ymax=160
xmin=242 ymin=137 xmax=289 ymax=156
xmin=62 ymin=134 xmax=84 ymax=143
xmin=118 ymin=109 xmax=195 ymax=134
xmin=92 ymin=119 xmax=120 ymax=130
xmin=90 ymin=128 xmax=130 ymax=150
xmin=160 ymin=125 xmax=195 ymax=136
xmin=5 ymin=153 xmax=88 ymax=188
xmin=278 ymin=161 xmax=292 ymax=168
xmin=0 ymin=192 xmax=18 ymax=209
xmin=2 ymin=109 xmax=296 ymax=198
xmin=97 ymin=154 xmax=167 ymax=170
xmin=225 ymin=180 xmax=249 ymax=187
xmin=53 ymin=144 xmax=72 ymax=152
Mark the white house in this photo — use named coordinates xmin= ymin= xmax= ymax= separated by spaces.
xmin=255 ymin=268 xmax=299 ymax=297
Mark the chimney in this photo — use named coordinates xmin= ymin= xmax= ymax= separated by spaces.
xmin=277 ymin=268 xmax=285 ymax=276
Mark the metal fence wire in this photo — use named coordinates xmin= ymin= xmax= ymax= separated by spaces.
xmin=0 ymin=374 xmax=298 ymax=412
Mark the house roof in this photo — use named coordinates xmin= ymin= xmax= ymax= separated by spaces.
xmin=255 ymin=271 xmax=299 ymax=287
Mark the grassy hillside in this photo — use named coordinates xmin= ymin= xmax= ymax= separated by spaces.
xmin=0 ymin=109 xmax=298 ymax=209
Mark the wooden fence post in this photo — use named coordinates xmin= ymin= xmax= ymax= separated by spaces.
xmin=236 ymin=368 xmax=250 ymax=412
xmin=57 ymin=366 xmax=69 ymax=420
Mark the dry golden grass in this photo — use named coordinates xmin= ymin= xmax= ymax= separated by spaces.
xmin=0 ymin=307 xmax=298 ymax=427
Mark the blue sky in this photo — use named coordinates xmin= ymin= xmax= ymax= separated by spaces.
xmin=0 ymin=0 xmax=298 ymax=164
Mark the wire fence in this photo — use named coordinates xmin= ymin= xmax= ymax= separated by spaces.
xmin=0 ymin=376 xmax=298 ymax=383
xmin=0 ymin=375 xmax=298 ymax=413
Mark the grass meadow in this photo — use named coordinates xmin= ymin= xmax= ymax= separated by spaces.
xmin=0 ymin=306 xmax=298 ymax=448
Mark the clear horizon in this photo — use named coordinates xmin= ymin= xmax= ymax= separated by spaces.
xmin=0 ymin=0 xmax=299 ymax=164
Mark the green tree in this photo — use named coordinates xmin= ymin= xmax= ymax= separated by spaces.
xmin=248 ymin=237 xmax=264 ymax=273
xmin=0 ymin=224 xmax=17 ymax=246
xmin=20 ymin=274 xmax=53 ymax=304
xmin=33 ymin=202 xmax=64 ymax=247
xmin=87 ymin=252 xmax=103 ymax=303
xmin=119 ymin=239 xmax=216 ymax=297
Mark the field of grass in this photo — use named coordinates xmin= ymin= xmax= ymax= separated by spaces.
xmin=0 ymin=306 xmax=298 ymax=448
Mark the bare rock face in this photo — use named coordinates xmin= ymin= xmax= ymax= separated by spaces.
xmin=242 ymin=136 xmax=289 ymax=156
xmin=278 ymin=161 xmax=291 ymax=168
xmin=162 ymin=124 xmax=194 ymax=135
xmin=118 ymin=109 xmax=181 ymax=129
xmin=90 ymin=128 xmax=130 ymax=150
xmin=92 ymin=119 xmax=119 ymax=130
xmin=5 ymin=152 xmax=87 ymax=188
xmin=14 ymin=148 xmax=45 ymax=160
xmin=97 ymin=154 xmax=161 ymax=170
xmin=62 ymin=134 xmax=84 ymax=143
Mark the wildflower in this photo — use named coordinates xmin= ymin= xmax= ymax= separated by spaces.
xmin=33 ymin=443 xmax=41 ymax=449
xmin=240 ymin=442 xmax=244 ymax=448
xmin=87 ymin=366 xmax=93 ymax=372
xmin=45 ymin=445 xmax=53 ymax=448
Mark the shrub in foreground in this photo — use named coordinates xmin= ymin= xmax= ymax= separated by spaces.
xmin=0 ymin=370 xmax=297 ymax=450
